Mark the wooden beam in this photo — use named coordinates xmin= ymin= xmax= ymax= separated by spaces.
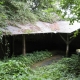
xmin=23 ymin=35 xmax=26 ymax=55
xmin=59 ymin=34 xmax=67 ymax=44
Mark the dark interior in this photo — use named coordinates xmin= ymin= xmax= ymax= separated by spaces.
xmin=1 ymin=33 xmax=80 ymax=58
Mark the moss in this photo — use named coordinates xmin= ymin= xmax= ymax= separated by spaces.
xmin=24 ymin=29 xmax=33 ymax=34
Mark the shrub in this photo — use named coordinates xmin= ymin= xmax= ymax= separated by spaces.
xmin=35 ymin=10 xmax=59 ymax=23
xmin=59 ymin=54 xmax=80 ymax=75
xmin=0 ymin=4 xmax=7 ymax=27
xmin=4 ymin=50 xmax=52 ymax=66
xmin=0 ymin=60 xmax=34 ymax=80
xmin=5 ymin=1 xmax=37 ymax=24
xmin=0 ymin=50 xmax=52 ymax=80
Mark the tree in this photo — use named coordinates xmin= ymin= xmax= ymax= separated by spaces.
xmin=30 ymin=0 xmax=54 ymax=11
xmin=60 ymin=0 xmax=80 ymax=23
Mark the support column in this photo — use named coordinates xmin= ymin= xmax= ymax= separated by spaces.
xmin=59 ymin=34 xmax=70 ymax=57
xmin=4 ymin=36 xmax=6 ymax=55
xmin=3 ymin=36 xmax=5 ymax=54
xmin=23 ymin=35 xmax=26 ymax=55
xmin=59 ymin=33 xmax=75 ymax=57
xmin=66 ymin=34 xmax=69 ymax=57
xmin=12 ymin=36 xmax=14 ymax=56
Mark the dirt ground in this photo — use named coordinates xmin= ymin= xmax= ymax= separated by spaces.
xmin=31 ymin=55 xmax=64 ymax=69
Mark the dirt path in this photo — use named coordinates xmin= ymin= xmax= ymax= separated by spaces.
xmin=31 ymin=55 xmax=63 ymax=69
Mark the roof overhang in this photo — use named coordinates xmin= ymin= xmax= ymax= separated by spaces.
xmin=1 ymin=21 xmax=80 ymax=35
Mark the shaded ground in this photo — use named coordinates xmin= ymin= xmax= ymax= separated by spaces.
xmin=31 ymin=55 xmax=64 ymax=69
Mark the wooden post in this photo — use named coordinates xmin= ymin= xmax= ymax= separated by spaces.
xmin=66 ymin=34 xmax=69 ymax=57
xmin=3 ymin=36 xmax=5 ymax=54
xmin=59 ymin=33 xmax=76 ymax=57
xmin=59 ymin=34 xmax=70 ymax=57
xmin=23 ymin=35 xmax=26 ymax=55
xmin=12 ymin=36 xmax=14 ymax=56
xmin=4 ymin=36 xmax=6 ymax=55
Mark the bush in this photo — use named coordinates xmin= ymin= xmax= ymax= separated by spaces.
xmin=35 ymin=10 xmax=59 ymax=23
xmin=59 ymin=54 xmax=80 ymax=75
xmin=0 ymin=60 xmax=34 ymax=80
xmin=0 ymin=4 xmax=7 ymax=27
xmin=33 ymin=54 xmax=80 ymax=80
xmin=5 ymin=1 xmax=37 ymax=24
xmin=4 ymin=50 xmax=52 ymax=66
xmin=0 ymin=50 xmax=52 ymax=80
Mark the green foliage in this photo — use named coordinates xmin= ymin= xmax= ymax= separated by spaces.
xmin=0 ymin=52 xmax=80 ymax=80
xmin=4 ymin=1 xmax=37 ymax=24
xmin=35 ymin=10 xmax=60 ymax=23
xmin=73 ymin=30 xmax=79 ymax=37
xmin=60 ymin=0 xmax=80 ymax=22
xmin=0 ymin=31 xmax=3 ymax=43
xmin=0 ymin=51 xmax=52 ymax=80
xmin=34 ymin=54 xmax=80 ymax=80
xmin=0 ymin=13 xmax=7 ymax=27
xmin=0 ymin=0 xmax=37 ymax=27
xmin=4 ymin=50 xmax=52 ymax=66
xmin=60 ymin=0 xmax=80 ymax=37
xmin=0 ymin=0 xmax=61 ymax=28
xmin=32 ymin=51 xmax=52 ymax=62
xmin=0 ymin=60 xmax=33 ymax=80
xmin=59 ymin=54 xmax=80 ymax=75
xmin=0 ymin=3 xmax=7 ymax=27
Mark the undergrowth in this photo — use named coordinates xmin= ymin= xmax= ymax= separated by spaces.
xmin=0 ymin=50 xmax=52 ymax=80
xmin=0 ymin=51 xmax=79 ymax=80
xmin=4 ymin=50 xmax=52 ymax=66
xmin=35 ymin=54 xmax=80 ymax=80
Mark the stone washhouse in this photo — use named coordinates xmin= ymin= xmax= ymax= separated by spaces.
xmin=0 ymin=21 xmax=80 ymax=58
